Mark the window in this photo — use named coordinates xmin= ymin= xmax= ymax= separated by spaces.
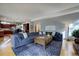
xmin=69 ymin=20 xmax=79 ymax=36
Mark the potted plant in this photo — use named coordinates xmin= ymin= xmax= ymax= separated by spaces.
xmin=72 ymin=29 xmax=79 ymax=44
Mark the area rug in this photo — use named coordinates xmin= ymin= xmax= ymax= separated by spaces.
xmin=12 ymin=41 xmax=62 ymax=56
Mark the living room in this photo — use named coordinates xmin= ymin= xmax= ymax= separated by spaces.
xmin=0 ymin=3 xmax=79 ymax=56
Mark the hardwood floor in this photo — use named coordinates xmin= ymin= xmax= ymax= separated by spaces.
xmin=60 ymin=40 xmax=78 ymax=56
xmin=0 ymin=43 xmax=15 ymax=56
xmin=0 ymin=35 xmax=78 ymax=56
xmin=0 ymin=35 xmax=15 ymax=56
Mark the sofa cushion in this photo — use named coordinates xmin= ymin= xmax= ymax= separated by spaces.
xmin=54 ymin=32 xmax=62 ymax=41
xmin=46 ymin=32 xmax=52 ymax=35
xmin=28 ymin=32 xmax=39 ymax=37
xmin=39 ymin=32 xmax=43 ymax=35
xmin=13 ymin=29 xmax=22 ymax=34
xmin=20 ymin=32 xmax=28 ymax=39
xmin=18 ymin=33 xmax=25 ymax=40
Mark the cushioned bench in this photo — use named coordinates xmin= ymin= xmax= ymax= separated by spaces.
xmin=73 ymin=43 xmax=79 ymax=55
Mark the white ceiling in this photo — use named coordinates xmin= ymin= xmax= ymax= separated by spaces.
xmin=0 ymin=3 xmax=79 ymax=23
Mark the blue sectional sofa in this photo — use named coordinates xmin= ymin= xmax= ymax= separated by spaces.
xmin=11 ymin=31 xmax=62 ymax=56
xmin=11 ymin=33 xmax=34 ymax=48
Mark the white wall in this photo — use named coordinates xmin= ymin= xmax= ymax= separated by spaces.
xmin=45 ymin=25 xmax=56 ymax=32
xmin=38 ymin=19 xmax=65 ymax=33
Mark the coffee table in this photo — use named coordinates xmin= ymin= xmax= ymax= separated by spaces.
xmin=34 ymin=35 xmax=52 ymax=47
